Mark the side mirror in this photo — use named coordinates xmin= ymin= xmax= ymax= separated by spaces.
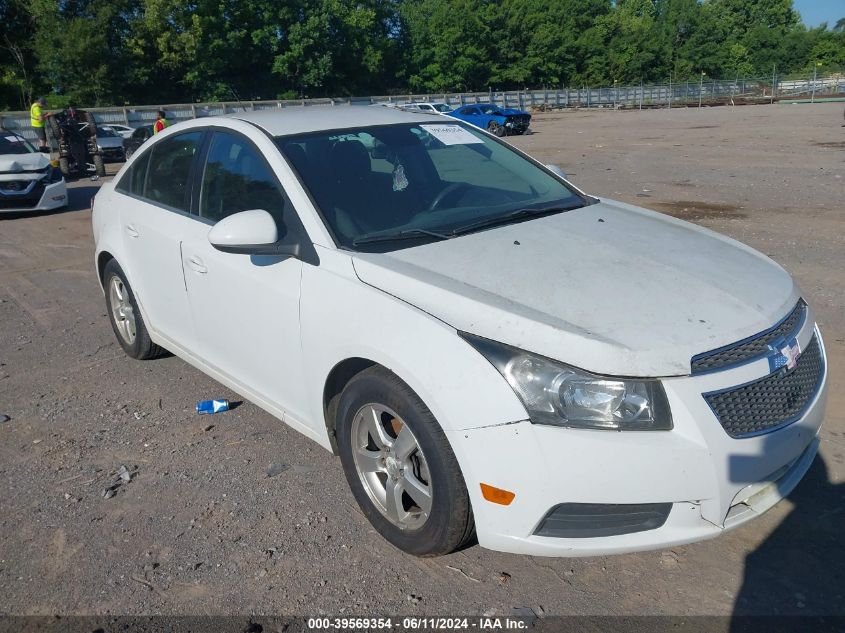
xmin=545 ymin=164 xmax=567 ymax=180
xmin=208 ymin=209 xmax=299 ymax=257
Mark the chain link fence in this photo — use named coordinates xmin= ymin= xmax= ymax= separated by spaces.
xmin=2 ymin=73 xmax=843 ymax=142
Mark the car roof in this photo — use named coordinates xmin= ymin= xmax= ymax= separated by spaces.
xmin=227 ymin=106 xmax=439 ymax=137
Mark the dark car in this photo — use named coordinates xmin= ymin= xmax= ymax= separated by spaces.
xmin=447 ymin=103 xmax=531 ymax=137
xmin=95 ymin=126 xmax=126 ymax=162
xmin=123 ymin=125 xmax=154 ymax=160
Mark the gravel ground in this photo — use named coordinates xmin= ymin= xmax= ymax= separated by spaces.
xmin=0 ymin=102 xmax=843 ymax=619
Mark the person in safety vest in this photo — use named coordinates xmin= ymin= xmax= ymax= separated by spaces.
xmin=153 ymin=110 xmax=170 ymax=135
xmin=30 ymin=97 xmax=49 ymax=149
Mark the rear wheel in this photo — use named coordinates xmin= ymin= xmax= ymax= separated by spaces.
xmin=94 ymin=154 xmax=105 ymax=177
xmin=336 ymin=366 xmax=474 ymax=557
xmin=103 ymin=259 xmax=164 ymax=360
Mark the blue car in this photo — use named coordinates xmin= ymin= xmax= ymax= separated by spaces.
xmin=447 ymin=103 xmax=531 ymax=137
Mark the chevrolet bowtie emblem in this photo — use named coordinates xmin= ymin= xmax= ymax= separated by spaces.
xmin=768 ymin=336 xmax=801 ymax=373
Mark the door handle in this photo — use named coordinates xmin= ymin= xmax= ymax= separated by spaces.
xmin=186 ymin=255 xmax=208 ymax=274
xmin=125 ymin=224 xmax=139 ymax=238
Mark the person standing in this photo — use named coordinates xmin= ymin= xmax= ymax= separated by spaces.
xmin=152 ymin=110 xmax=170 ymax=135
xmin=30 ymin=97 xmax=49 ymax=149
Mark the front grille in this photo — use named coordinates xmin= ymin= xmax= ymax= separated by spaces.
xmin=704 ymin=334 xmax=824 ymax=438
xmin=0 ymin=182 xmax=46 ymax=209
xmin=691 ymin=300 xmax=806 ymax=374
xmin=0 ymin=180 xmax=31 ymax=193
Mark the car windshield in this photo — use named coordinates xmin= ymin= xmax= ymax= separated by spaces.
xmin=277 ymin=122 xmax=585 ymax=252
xmin=97 ymin=126 xmax=117 ymax=138
xmin=433 ymin=104 xmax=451 ymax=112
xmin=479 ymin=104 xmax=501 ymax=114
xmin=0 ymin=133 xmax=35 ymax=155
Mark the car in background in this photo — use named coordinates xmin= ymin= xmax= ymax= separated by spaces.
xmin=96 ymin=126 xmax=125 ymax=162
xmin=102 ymin=123 xmax=136 ymax=139
xmin=403 ymin=102 xmax=451 ymax=114
xmin=123 ymin=124 xmax=154 ymax=160
xmin=0 ymin=130 xmax=67 ymax=213
xmin=92 ymin=107 xmax=827 ymax=559
xmin=447 ymin=103 xmax=531 ymax=136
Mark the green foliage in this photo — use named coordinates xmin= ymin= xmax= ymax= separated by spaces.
xmin=1 ymin=0 xmax=843 ymax=110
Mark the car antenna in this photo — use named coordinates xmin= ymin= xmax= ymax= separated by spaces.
xmin=228 ymin=85 xmax=248 ymax=112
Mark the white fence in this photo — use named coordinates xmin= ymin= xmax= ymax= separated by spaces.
xmin=2 ymin=74 xmax=843 ymax=142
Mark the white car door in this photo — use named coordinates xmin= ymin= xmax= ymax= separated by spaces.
xmin=117 ymin=130 xmax=204 ymax=349
xmin=180 ymin=130 xmax=310 ymax=423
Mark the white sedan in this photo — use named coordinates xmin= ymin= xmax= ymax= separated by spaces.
xmin=92 ymin=107 xmax=828 ymax=557
xmin=101 ymin=123 xmax=136 ymax=139
xmin=0 ymin=132 xmax=67 ymax=213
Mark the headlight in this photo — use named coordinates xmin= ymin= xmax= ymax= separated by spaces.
xmin=460 ymin=332 xmax=672 ymax=431
xmin=40 ymin=166 xmax=62 ymax=183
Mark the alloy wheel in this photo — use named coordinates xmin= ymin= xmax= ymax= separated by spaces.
xmin=351 ymin=403 xmax=433 ymax=530
xmin=109 ymin=276 xmax=137 ymax=345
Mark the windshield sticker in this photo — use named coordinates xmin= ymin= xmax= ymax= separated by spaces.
xmin=420 ymin=124 xmax=484 ymax=146
xmin=392 ymin=163 xmax=409 ymax=192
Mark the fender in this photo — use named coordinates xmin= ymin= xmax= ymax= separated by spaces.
xmin=299 ymin=247 xmax=528 ymax=440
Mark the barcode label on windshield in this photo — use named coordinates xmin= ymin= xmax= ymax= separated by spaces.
xmin=420 ymin=124 xmax=484 ymax=145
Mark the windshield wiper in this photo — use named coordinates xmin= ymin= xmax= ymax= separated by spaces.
xmin=352 ymin=228 xmax=453 ymax=246
xmin=450 ymin=202 xmax=585 ymax=236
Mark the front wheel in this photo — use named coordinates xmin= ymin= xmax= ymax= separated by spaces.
xmin=94 ymin=154 xmax=105 ymax=177
xmin=487 ymin=121 xmax=505 ymax=137
xmin=336 ymin=366 xmax=474 ymax=557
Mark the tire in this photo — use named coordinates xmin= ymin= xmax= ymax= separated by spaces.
xmin=58 ymin=157 xmax=70 ymax=177
xmin=336 ymin=366 xmax=474 ymax=557
xmin=94 ymin=154 xmax=105 ymax=177
xmin=47 ymin=117 xmax=61 ymax=146
xmin=124 ymin=146 xmax=134 ymax=160
xmin=487 ymin=121 xmax=505 ymax=137
xmin=103 ymin=259 xmax=165 ymax=360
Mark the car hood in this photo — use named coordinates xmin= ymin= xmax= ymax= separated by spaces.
xmin=0 ymin=152 xmax=49 ymax=175
xmin=499 ymin=108 xmax=529 ymax=117
xmin=351 ymin=199 xmax=799 ymax=377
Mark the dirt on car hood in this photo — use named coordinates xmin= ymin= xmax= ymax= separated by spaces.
xmin=351 ymin=198 xmax=800 ymax=377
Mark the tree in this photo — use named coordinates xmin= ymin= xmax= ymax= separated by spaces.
xmin=0 ymin=0 xmax=37 ymax=109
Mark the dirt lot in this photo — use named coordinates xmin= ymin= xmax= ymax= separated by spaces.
xmin=1 ymin=103 xmax=843 ymax=620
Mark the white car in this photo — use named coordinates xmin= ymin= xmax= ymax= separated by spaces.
xmin=0 ymin=131 xmax=67 ymax=213
xmin=101 ymin=123 xmax=136 ymax=139
xmin=92 ymin=107 xmax=828 ymax=557
xmin=403 ymin=102 xmax=452 ymax=114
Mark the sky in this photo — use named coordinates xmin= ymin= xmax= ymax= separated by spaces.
xmin=792 ymin=0 xmax=844 ymax=28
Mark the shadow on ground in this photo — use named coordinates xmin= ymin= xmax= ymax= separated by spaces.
xmin=733 ymin=456 xmax=845 ymax=620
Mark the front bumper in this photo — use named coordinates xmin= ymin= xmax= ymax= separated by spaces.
xmin=0 ymin=179 xmax=67 ymax=213
xmin=99 ymin=146 xmax=125 ymax=162
xmin=447 ymin=324 xmax=828 ymax=557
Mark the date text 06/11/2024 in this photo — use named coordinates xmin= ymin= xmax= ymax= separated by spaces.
xmin=306 ymin=617 xmax=529 ymax=630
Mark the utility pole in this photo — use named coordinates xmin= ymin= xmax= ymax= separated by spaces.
xmin=668 ymin=72 xmax=672 ymax=109
xmin=771 ymin=64 xmax=776 ymax=104
xmin=811 ymin=62 xmax=821 ymax=103
xmin=699 ymin=72 xmax=705 ymax=108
